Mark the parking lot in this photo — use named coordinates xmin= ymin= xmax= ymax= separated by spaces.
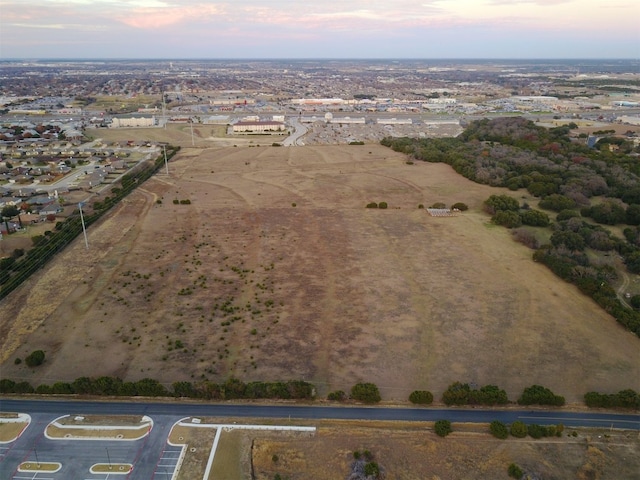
xmin=1 ymin=413 xmax=182 ymax=480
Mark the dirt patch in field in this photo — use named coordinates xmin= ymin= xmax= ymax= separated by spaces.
xmin=0 ymin=144 xmax=638 ymax=402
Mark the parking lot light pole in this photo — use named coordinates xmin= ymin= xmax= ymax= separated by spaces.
xmin=106 ymin=447 xmax=112 ymax=470
xmin=34 ymin=448 xmax=40 ymax=468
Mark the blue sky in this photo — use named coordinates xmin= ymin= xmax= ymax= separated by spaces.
xmin=1 ymin=0 xmax=638 ymax=59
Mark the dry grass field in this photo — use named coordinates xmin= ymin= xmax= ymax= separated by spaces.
xmin=251 ymin=420 xmax=640 ymax=480
xmin=0 ymin=141 xmax=638 ymax=402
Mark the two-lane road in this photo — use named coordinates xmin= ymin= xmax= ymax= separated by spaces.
xmin=1 ymin=398 xmax=638 ymax=430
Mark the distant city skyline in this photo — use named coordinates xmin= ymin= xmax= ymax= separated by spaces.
xmin=1 ymin=0 xmax=638 ymax=60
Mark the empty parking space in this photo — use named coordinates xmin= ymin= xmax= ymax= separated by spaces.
xmin=153 ymin=445 xmax=182 ymax=478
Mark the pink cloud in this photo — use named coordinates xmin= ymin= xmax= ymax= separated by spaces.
xmin=116 ymin=4 xmax=224 ymax=29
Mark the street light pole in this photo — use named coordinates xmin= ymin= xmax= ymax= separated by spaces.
xmin=163 ymin=145 xmax=169 ymax=175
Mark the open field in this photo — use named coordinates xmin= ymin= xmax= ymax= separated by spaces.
xmin=252 ymin=420 xmax=640 ymax=480
xmin=0 ymin=143 xmax=638 ymax=402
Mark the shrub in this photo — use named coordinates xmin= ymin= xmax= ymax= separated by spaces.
xmin=451 ymin=202 xmax=468 ymax=211
xmin=173 ymin=199 xmax=179 ymax=204
xmin=518 ymin=385 xmax=565 ymax=406
xmin=327 ymin=390 xmax=346 ymax=401
xmin=539 ymin=194 xmax=577 ymax=212
xmin=366 ymin=202 xmax=378 ymax=208
xmin=25 ymin=350 xmax=45 ymax=367
xmin=364 ymin=462 xmax=380 ymax=477
xmin=510 ymin=421 xmax=527 ymax=438
xmin=556 ymin=209 xmax=580 ymax=221
xmin=512 ymin=228 xmax=539 ymax=249
xmin=484 ymin=194 xmax=519 ymax=214
xmin=434 ymin=420 xmax=452 ymax=437
xmin=430 ymin=202 xmax=446 ymax=209
xmin=492 ymin=210 xmax=522 ymax=228
xmin=520 ymin=209 xmax=550 ymax=227
xmin=409 ymin=390 xmax=434 ymax=405
xmin=378 ymin=202 xmax=388 ymax=209
xmin=489 ymin=420 xmax=509 ymax=439
xmin=14 ymin=358 xmax=21 ymax=365
xmin=418 ymin=204 xmax=424 ymax=209
xmin=508 ymin=463 xmax=523 ymax=479
xmin=527 ymin=423 xmax=546 ymax=439
xmin=350 ymin=382 xmax=381 ymax=403
xmin=584 ymin=389 xmax=640 ymax=409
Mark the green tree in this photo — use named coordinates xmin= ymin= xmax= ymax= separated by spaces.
xmin=350 ymin=382 xmax=381 ymax=403
xmin=520 ymin=209 xmax=550 ymax=227
xmin=509 ymin=421 xmax=528 ymax=438
xmin=327 ymin=390 xmax=346 ymax=401
xmin=539 ymin=194 xmax=577 ymax=212
xmin=489 ymin=420 xmax=509 ymax=439
xmin=25 ymin=349 xmax=45 ymax=367
xmin=409 ymin=390 xmax=434 ymax=404
xmin=434 ymin=420 xmax=452 ymax=437
xmin=518 ymin=384 xmax=565 ymax=406
xmin=492 ymin=210 xmax=522 ymax=228
xmin=1 ymin=204 xmax=20 ymax=233
xmin=442 ymin=382 xmax=471 ymax=405
xmin=484 ymin=194 xmax=520 ymax=214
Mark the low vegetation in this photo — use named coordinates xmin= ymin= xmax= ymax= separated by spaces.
xmin=441 ymin=382 xmax=509 ymax=406
xmin=408 ymin=390 xmax=434 ymax=404
xmin=350 ymin=383 xmax=381 ymax=403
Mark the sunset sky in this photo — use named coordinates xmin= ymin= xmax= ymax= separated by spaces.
xmin=1 ymin=0 xmax=638 ymax=59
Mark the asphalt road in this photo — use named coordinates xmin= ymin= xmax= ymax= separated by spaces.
xmin=2 ymin=398 xmax=638 ymax=430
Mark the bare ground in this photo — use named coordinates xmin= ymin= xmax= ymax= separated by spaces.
xmin=0 ymin=144 xmax=638 ymax=402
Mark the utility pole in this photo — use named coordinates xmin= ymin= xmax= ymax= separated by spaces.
xmin=78 ymin=202 xmax=88 ymax=249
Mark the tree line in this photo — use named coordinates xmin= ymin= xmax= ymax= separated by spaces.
xmin=2 ymin=376 xmax=636 ymax=410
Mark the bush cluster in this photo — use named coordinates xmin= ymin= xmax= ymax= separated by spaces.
xmin=442 ymin=382 xmax=508 ymax=406
xmin=350 ymin=382 xmax=381 ymax=403
xmin=584 ymin=389 xmax=640 ymax=409
xmin=408 ymin=390 xmax=434 ymax=405
xmin=517 ymin=385 xmax=565 ymax=406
